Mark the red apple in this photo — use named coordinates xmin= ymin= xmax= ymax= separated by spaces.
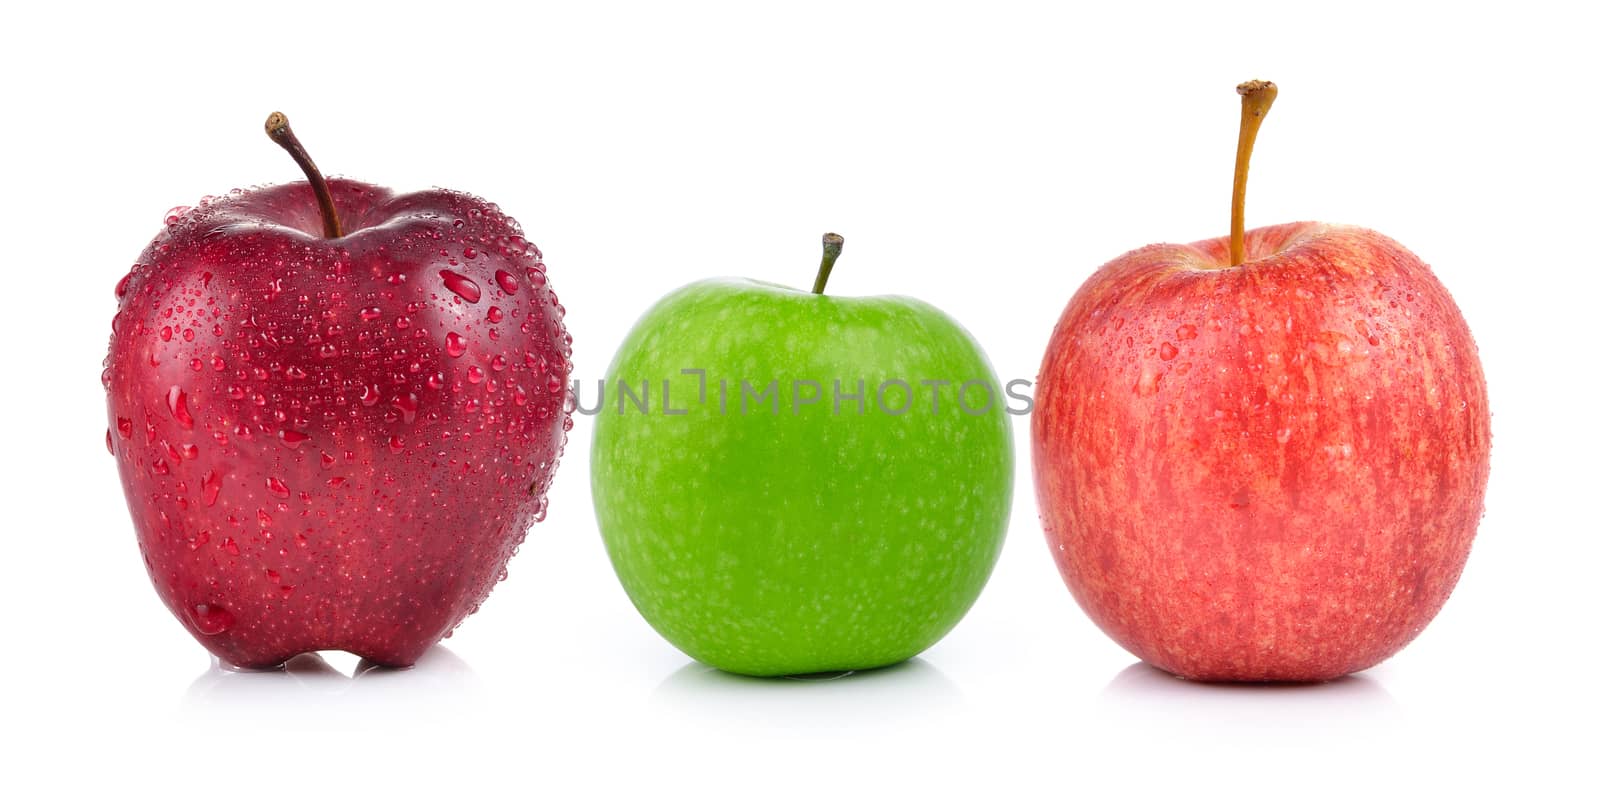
xmin=1032 ymin=82 xmax=1490 ymax=682
xmin=103 ymin=113 xmax=573 ymax=669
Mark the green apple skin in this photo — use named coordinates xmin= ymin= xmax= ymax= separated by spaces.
xmin=592 ymin=277 xmax=1012 ymax=676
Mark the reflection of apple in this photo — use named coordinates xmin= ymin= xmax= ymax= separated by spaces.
xmin=104 ymin=113 xmax=572 ymax=669
xmin=1033 ymin=82 xmax=1490 ymax=681
xmin=592 ymin=235 xmax=1012 ymax=676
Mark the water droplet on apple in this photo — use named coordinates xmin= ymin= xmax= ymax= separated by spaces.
xmin=440 ymin=269 xmax=482 ymax=303
xmin=167 ymin=386 xmax=194 ymax=428
xmin=487 ymin=306 xmax=504 ymax=324
xmin=392 ymin=393 xmax=419 ymax=424
xmin=1159 ymin=342 xmax=1178 ymax=361
xmin=361 ymin=383 xmax=381 ymax=407
xmin=1177 ymin=324 xmax=1198 ymax=341
xmin=164 ymin=206 xmax=191 ymax=226
xmin=266 ymin=477 xmax=291 ymax=498
xmin=279 ymin=429 xmax=309 ymax=447
xmin=529 ymin=268 xmax=547 ymax=288
xmin=495 ymin=269 xmax=519 ymax=295
xmin=388 ymin=435 xmax=405 ymax=453
xmin=360 ymin=306 xmax=383 ymax=321
xmin=1134 ymin=366 xmax=1163 ymax=397
xmin=468 ymin=366 xmax=485 ymax=384
xmin=190 ymin=603 xmax=234 ymax=635
xmin=117 ymin=416 xmax=133 ymax=440
xmin=320 ymin=451 xmax=336 ymax=469
xmin=446 ymin=332 xmax=468 ymax=358
xmin=202 ymin=469 xmax=222 ymax=506
xmin=222 ymin=537 xmax=240 ymax=556
xmin=427 ymin=372 xmax=446 ymax=390
xmin=285 ymin=365 xmax=307 ymax=381
xmin=546 ymin=374 xmax=562 ymax=394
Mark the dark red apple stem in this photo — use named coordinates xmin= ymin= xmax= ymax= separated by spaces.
xmin=264 ymin=112 xmax=344 ymax=239
xmin=811 ymin=233 xmax=846 ymax=295
xmin=1229 ymin=80 xmax=1277 ymax=267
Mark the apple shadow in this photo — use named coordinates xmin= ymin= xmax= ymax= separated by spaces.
xmin=1097 ymin=661 xmax=1402 ymax=740
xmin=653 ymin=657 xmax=964 ymax=731
xmin=183 ymin=645 xmax=481 ymax=722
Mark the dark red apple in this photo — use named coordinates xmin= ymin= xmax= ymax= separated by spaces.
xmin=103 ymin=113 xmax=573 ymax=669
xmin=1032 ymin=82 xmax=1490 ymax=682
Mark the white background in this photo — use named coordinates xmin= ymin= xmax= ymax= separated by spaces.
xmin=2 ymin=1 xmax=1595 ymax=781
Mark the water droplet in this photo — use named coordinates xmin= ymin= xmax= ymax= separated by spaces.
xmin=394 ymin=316 xmax=412 ymax=330
xmin=1176 ymin=324 xmax=1198 ymax=341
xmin=388 ymin=435 xmax=405 ymax=453
xmin=164 ymin=206 xmax=190 ymax=226
xmin=105 ymin=429 xmax=114 ymax=454
xmin=427 ymin=372 xmax=446 ymax=390
xmin=279 ymin=429 xmax=309 ymax=447
xmin=1159 ymin=342 xmax=1178 ymax=361
xmin=285 ymin=365 xmax=307 ymax=381
xmin=439 ymin=270 xmax=482 ymax=303
xmin=529 ymin=268 xmax=547 ymax=288
xmin=361 ymin=383 xmax=381 ymax=406
xmin=202 ymin=469 xmax=222 ymax=506
xmin=462 ymin=246 xmax=479 ymax=260
xmin=546 ymin=374 xmax=562 ymax=394
xmin=467 ymin=366 xmax=485 ymax=384
xmin=222 ymin=537 xmax=240 ymax=556
xmin=117 ymin=416 xmax=133 ymax=439
xmin=487 ymin=306 xmax=504 ymax=324
xmin=360 ymin=306 xmax=383 ymax=321
xmin=114 ymin=272 xmax=133 ymax=299
xmin=392 ymin=393 xmax=419 ymax=424
xmin=160 ymin=325 xmax=173 ymax=342
xmin=266 ymin=477 xmax=290 ymax=498
xmin=320 ymin=451 xmax=336 ymax=469
xmin=151 ymin=457 xmax=170 ymax=475
xmin=190 ymin=603 xmax=234 ymax=635
xmin=168 ymin=386 xmax=194 ymax=428
xmin=1134 ymin=366 xmax=1163 ymax=397
xmin=495 ymin=269 xmax=519 ymax=295
xmin=446 ymin=332 xmax=467 ymax=357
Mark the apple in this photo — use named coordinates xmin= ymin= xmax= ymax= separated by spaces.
xmin=103 ymin=113 xmax=573 ymax=669
xmin=591 ymin=235 xmax=1012 ymax=676
xmin=1032 ymin=82 xmax=1490 ymax=682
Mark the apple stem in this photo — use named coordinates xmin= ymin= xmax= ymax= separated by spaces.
xmin=265 ymin=112 xmax=344 ymax=239
xmin=1229 ymin=80 xmax=1277 ymax=267
xmin=810 ymin=233 xmax=846 ymax=295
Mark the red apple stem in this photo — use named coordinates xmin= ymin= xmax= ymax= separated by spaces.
xmin=264 ymin=112 xmax=344 ymax=239
xmin=811 ymin=233 xmax=846 ymax=295
xmin=1229 ymin=80 xmax=1277 ymax=267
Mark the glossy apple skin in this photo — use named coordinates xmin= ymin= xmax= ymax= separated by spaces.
xmin=592 ymin=279 xmax=1012 ymax=676
xmin=104 ymin=179 xmax=572 ymax=668
xmin=1033 ymin=222 xmax=1489 ymax=682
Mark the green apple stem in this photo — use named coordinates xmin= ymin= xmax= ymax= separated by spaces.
xmin=810 ymin=233 xmax=846 ymax=295
xmin=1229 ymin=80 xmax=1277 ymax=267
xmin=265 ymin=112 xmax=344 ymax=239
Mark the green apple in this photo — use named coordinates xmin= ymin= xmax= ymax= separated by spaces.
xmin=591 ymin=234 xmax=1013 ymax=676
